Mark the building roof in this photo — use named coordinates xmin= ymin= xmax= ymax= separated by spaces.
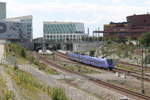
xmin=0 ymin=20 xmax=27 ymax=24
xmin=43 ymin=21 xmax=83 ymax=24
xmin=5 ymin=15 xmax=32 ymax=20
xmin=127 ymin=13 xmax=150 ymax=18
xmin=0 ymin=2 xmax=6 ymax=4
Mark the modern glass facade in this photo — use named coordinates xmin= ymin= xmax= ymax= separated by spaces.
xmin=0 ymin=2 xmax=6 ymax=20
xmin=44 ymin=22 xmax=84 ymax=34
xmin=4 ymin=16 xmax=33 ymax=41
xmin=43 ymin=22 xmax=86 ymax=43
xmin=0 ymin=21 xmax=30 ymax=40
xmin=20 ymin=17 xmax=32 ymax=40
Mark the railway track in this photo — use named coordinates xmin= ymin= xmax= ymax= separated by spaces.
xmin=114 ymin=68 xmax=150 ymax=82
xmin=55 ymin=58 xmax=150 ymax=82
xmin=36 ymin=52 xmax=150 ymax=100
xmin=55 ymin=51 xmax=150 ymax=82
xmin=119 ymin=61 xmax=150 ymax=69
xmin=55 ymin=51 xmax=150 ymax=70
xmin=57 ymin=59 xmax=150 ymax=82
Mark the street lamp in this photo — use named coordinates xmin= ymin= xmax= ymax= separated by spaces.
xmin=42 ymin=37 xmax=46 ymax=53
xmin=53 ymin=44 xmax=56 ymax=61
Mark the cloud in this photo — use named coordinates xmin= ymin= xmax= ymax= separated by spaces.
xmin=1 ymin=0 xmax=150 ymax=38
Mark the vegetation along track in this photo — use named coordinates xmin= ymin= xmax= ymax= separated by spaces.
xmin=55 ymin=52 xmax=150 ymax=82
xmin=35 ymin=52 xmax=150 ymax=100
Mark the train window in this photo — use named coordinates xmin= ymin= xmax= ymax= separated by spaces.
xmin=107 ymin=59 xmax=113 ymax=65
xmin=97 ymin=62 xmax=101 ymax=64
xmin=91 ymin=60 xmax=98 ymax=64
xmin=96 ymin=61 xmax=101 ymax=64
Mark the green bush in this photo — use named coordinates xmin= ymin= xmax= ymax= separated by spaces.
xmin=139 ymin=32 xmax=150 ymax=46
xmin=26 ymin=55 xmax=39 ymax=65
xmin=21 ymin=49 xmax=26 ymax=58
xmin=51 ymin=88 xmax=70 ymax=100
xmin=4 ymin=90 xmax=15 ymax=100
xmin=5 ymin=43 xmax=27 ymax=58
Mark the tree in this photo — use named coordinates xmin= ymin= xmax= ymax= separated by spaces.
xmin=139 ymin=32 xmax=150 ymax=47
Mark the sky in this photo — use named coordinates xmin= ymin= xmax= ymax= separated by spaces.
xmin=1 ymin=0 xmax=150 ymax=38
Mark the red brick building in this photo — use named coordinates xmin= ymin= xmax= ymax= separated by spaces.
xmin=94 ymin=14 xmax=150 ymax=39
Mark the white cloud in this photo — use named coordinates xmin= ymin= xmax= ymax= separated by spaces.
xmin=1 ymin=0 xmax=150 ymax=38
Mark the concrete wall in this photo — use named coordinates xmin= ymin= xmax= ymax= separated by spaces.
xmin=0 ymin=40 xmax=5 ymax=62
xmin=73 ymin=42 xmax=103 ymax=53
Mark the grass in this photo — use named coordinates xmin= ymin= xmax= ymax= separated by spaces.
xmin=5 ymin=43 xmax=59 ymax=75
xmin=3 ymin=90 xmax=15 ymax=100
xmin=3 ymin=43 xmax=70 ymax=100
xmin=36 ymin=62 xmax=59 ymax=75
xmin=5 ymin=65 xmax=69 ymax=100
xmin=5 ymin=66 xmax=51 ymax=100
xmin=0 ymin=67 xmax=15 ymax=100
xmin=51 ymin=88 xmax=71 ymax=100
xmin=7 ymin=67 xmax=44 ymax=90
xmin=5 ymin=43 xmax=40 ymax=65
xmin=58 ymin=61 xmax=100 ymax=74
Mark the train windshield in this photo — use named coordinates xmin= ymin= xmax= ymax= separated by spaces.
xmin=107 ymin=59 xmax=113 ymax=65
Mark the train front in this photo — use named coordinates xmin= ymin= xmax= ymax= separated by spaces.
xmin=106 ymin=59 xmax=116 ymax=70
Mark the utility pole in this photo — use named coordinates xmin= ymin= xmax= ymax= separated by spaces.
xmin=53 ymin=44 xmax=56 ymax=61
xmin=42 ymin=37 xmax=46 ymax=53
xmin=141 ymin=46 xmax=145 ymax=94
xmin=13 ymin=54 xmax=18 ymax=70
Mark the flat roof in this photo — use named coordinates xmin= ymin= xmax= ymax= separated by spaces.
xmin=43 ymin=21 xmax=83 ymax=24
xmin=6 ymin=15 xmax=32 ymax=20
xmin=0 ymin=20 xmax=28 ymax=24
xmin=0 ymin=2 xmax=6 ymax=4
xmin=127 ymin=13 xmax=150 ymax=18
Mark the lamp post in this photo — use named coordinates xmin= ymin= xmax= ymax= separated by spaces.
xmin=42 ymin=37 xmax=46 ymax=53
xmin=53 ymin=44 xmax=56 ymax=61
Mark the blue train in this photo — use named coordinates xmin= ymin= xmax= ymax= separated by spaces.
xmin=68 ymin=53 xmax=115 ymax=70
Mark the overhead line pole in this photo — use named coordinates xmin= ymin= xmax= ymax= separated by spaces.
xmin=141 ymin=46 xmax=145 ymax=94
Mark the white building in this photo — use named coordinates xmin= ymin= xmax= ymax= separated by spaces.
xmin=43 ymin=21 xmax=87 ymax=43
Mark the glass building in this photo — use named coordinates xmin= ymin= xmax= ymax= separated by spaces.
xmin=4 ymin=15 xmax=33 ymax=41
xmin=43 ymin=22 xmax=86 ymax=43
xmin=0 ymin=2 xmax=6 ymax=20
xmin=0 ymin=21 xmax=30 ymax=40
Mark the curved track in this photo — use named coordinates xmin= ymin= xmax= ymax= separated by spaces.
xmin=35 ymin=52 xmax=150 ymax=100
